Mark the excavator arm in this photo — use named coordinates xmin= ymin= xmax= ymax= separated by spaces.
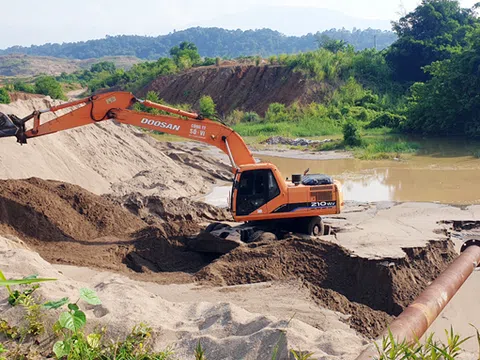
xmin=0 ymin=91 xmax=255 ymax=171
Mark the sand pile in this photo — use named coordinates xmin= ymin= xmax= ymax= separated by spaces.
xmin=196 ymin=237 xmax=457 ymax=338
xmin=0 ymin=96 xmax=231 ymax=198
xmin=0 ymin=178 xmax=212 ymax=282
xmin=0 ymin=236 xmax=367 ymax=359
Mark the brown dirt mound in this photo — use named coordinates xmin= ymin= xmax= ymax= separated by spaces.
xmin=106 ymin=193 xmax=233 ymax=225
xmin=196 ymin=237 xmax=457 ymax=338
xmin=0 ymin=178 xmax=214 ymax=282
xmin=0 ymin=178 xmax=145 ymax=242
xmin=142 ymin=65 xmax=332 ymax=116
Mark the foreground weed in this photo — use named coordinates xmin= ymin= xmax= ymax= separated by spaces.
xmin=195 ymin=340 xmax=207 ymax=360
xmin=290 ymin=349 xmax=315 ymax=359
xmin=375 ymin=327 xmax=475 ymax=360
xmin=107 ymin=324 xmax=174 ymax=360
xmin=0 ymin=343 xmax=6 ymax=360
xmin=272 ymin=313 xmax=296 ymax=360
xmin=49 ymin=288 xmax=102 ymax=359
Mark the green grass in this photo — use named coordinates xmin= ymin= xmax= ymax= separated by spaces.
xmin=356 ymin=138 xmax=420 ymax=159
xmin=315 ymin=136 xmax=420 ymax=159
xmin=233 ymin=119 xmax=341 ymax=137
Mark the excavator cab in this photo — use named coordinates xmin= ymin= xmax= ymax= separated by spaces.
xmin=0 ymin=112 xmax=18 ymax=138
xmin=233 ymin=168 xmax=281 ymax=216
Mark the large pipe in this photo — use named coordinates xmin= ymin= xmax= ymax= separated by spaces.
xmin=355 ymin=240 xmax=480 ymax=360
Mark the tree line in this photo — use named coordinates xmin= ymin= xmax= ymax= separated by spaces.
xmin=0 ymin=28 xmax=396 ymax=59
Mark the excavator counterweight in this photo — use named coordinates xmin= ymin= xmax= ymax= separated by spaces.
xmin=0 ymin=91 xmax=343 ymax=238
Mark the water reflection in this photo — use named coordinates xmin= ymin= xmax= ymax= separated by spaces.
xmin=258 ymin=154 xmax=480 ymax=205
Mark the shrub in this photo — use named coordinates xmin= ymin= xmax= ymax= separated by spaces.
xmin=368 ymin=112 xmax=406 ymax=129
xmin=199 ymin=95 xmax=216 ymax=118
xmin=343 ymin=121 xmax=362 ymax=146
xmin=242 ymin=112 xmax=261 ymax=123
xmin=35 ymin=76 xmax=66 ymax=100
xmin=13 ymin=81 xmax=35 ymax=93
xmin=201 ymin=57 xmax=216 ymax=66
xmin=265 ymin=103 xmax=289 ymax=123
xmin=0 ymin=88 xmax=10 ymax=104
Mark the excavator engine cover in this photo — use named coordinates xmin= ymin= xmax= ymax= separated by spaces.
xmin=302 ymin=174 xmax=333 ymax=186
xmin=0 ymin=112 xmax=18 ymax=138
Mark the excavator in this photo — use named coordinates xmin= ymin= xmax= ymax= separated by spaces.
xmin=0 ymin=91 xmax=343 ymax=241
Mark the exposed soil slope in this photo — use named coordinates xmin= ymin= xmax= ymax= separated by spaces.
xmin=142 ymin=65 xmax=330 ymax=115
xmin=196 ymin=237 xmax=457 ymax=338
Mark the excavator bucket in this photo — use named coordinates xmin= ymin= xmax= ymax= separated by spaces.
xmin=0 ymin=112 xmax=18 ymax=138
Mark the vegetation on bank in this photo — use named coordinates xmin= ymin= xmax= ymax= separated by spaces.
xmin=1 ymin=270 xmax=479 ymax=359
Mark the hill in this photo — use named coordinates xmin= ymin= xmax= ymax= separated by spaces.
xmin=0 ymin=27 xmax=397 ymax=60
xmin=0 ymin=54 xmax=142 ymax=77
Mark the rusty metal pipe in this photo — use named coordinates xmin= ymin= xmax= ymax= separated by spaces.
xmin=355 ymin=241 xmax=480 ymax=360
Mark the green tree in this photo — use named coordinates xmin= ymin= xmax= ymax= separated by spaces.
xmin=35 ymin=76 xmax=66 ymax=100
xmin=405 ymin=27 xmax=480 ymax=137
xmin=199 ymin=95 xmax=216 ymax=118
xmin=90 ymin=61 xmax=116 ymax=73
xmin=386 ymin=0 xmax=479 ymax=83
xmin=315 ymin=34 xmax=348 ymax=53
xmin=0 ymin=88 xmax=10 ymax=104
xmin=343 ymin=121 xmax=362 ymax=146
xmin=170 ymin=41 xmax=201 ymax=69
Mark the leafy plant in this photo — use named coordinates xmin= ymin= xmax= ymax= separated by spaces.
xmin=0 ymin=88 xmax=10 ymax=104
xmin=51 ymin=288 xmax=101 ymax=359
xmin=199 ymin=95 xmax=216 ymax=118
xmin=34 ymin=76 xmax=67 ymax=100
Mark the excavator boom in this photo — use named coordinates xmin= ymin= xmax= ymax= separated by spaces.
xmin=0 ymin=90 xmax=343 ymax=235
xmin=1 ymin=91 xmax=255 ymax=171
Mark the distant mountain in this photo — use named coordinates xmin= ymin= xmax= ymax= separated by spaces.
xmin=193 ymin=6 xmax=392 ymax=35
xmin=0 ymin=27 xmax=397 ymax=60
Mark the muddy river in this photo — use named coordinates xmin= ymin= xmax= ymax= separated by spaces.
xmin=205 ymin=151 xmax=480 ymax=207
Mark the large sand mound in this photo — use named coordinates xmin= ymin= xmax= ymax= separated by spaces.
xmin=0 ymin=235 xmax=366 ymax=360
xmin=0 ymin=96 xmax=231 ymax=198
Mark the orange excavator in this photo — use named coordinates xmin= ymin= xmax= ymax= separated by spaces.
xmin=0 ymin=91 xmax=343 ymax=239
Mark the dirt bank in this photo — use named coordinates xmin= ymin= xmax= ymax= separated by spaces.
xmin=142 ymin=65 xmax=331 ymax=115
xmin=0 ymin=178 xmax=221 ymax=283
xmin=196 ymin=236 xmax=457 ymax=338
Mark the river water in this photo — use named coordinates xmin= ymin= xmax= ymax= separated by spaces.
xmin=205 ymin=143 xmax=480 ymax=206
xmin=259 ymin=154 xmax=480 ymax=204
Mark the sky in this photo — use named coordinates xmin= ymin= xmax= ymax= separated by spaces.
xmin=2 ymin=0 xmax=478 ymax=48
